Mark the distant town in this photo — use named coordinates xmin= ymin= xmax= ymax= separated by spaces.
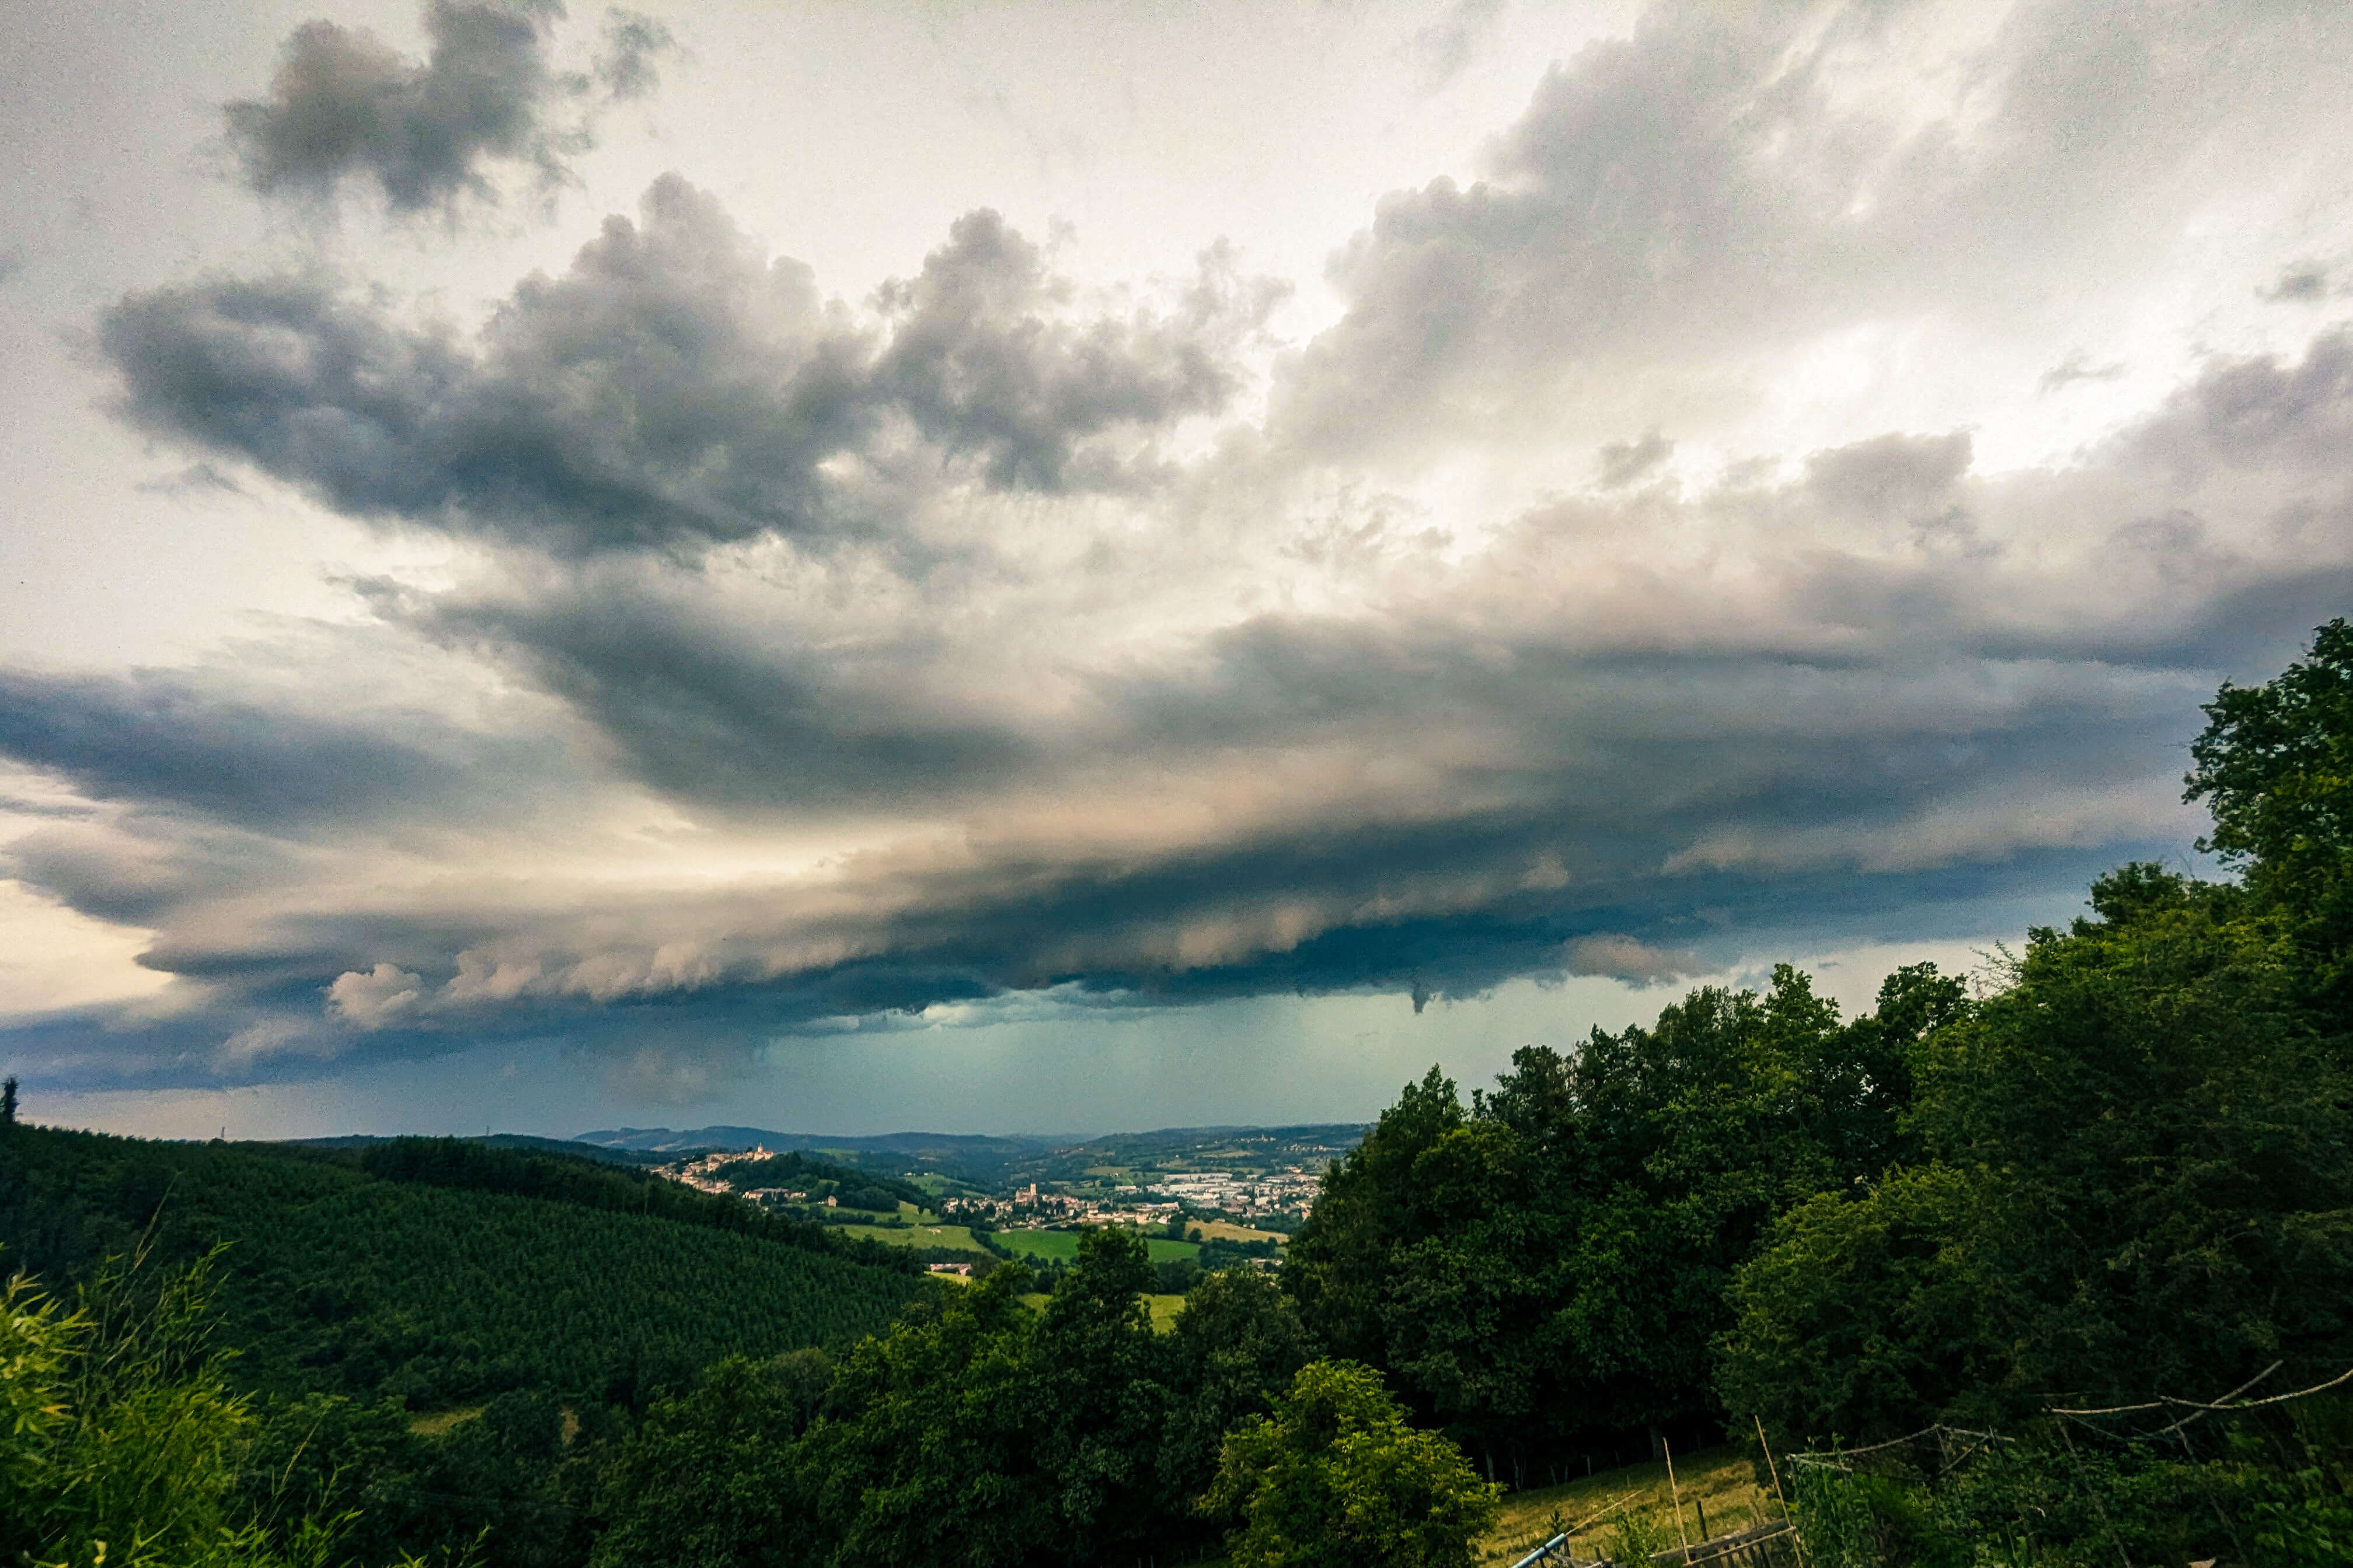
xmin=609 ymin=1123 xmax=1362 ymax=1260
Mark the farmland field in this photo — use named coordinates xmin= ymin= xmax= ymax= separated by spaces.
xmin=1188 ymin=1220 xmax=1287 ymax=1244
xmin=998 ymin=1229 xmax=1081 ymax=1261
xmin=997 ymin=1229 xmax=1200 ymax=1263
xmin=836 ymin=1221 xmax=992 ymax=1253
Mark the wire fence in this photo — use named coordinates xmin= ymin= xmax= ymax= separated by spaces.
xmin=1769 ymin=1361 xmax=2353 ymax=1567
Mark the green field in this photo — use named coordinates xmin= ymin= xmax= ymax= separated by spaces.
xmin=836 ymin=1221 xmax=992 ymax=1253
xmin=997 ymin=1229 xmax=1200 ymax=1264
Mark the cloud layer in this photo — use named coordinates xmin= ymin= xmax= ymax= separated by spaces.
xmin=104 ymin=180 xmax=1280 ymax=556
xmin=8 ymin=0 xmax=2353 ymax=1095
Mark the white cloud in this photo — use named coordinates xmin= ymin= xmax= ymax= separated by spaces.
xmin=327 ymin=963 xmax=425 ymax=1029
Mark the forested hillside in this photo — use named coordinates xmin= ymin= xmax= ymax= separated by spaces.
xmin=0 ymin=1129 xmax=930 ymax=1409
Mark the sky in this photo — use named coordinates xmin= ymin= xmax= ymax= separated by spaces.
xmin=3 ymin=0 xmax=2351 ymax=1141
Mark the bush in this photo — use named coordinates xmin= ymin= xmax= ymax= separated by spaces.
xmin=1203 ymin=1360 xmax=1500 ymax=1568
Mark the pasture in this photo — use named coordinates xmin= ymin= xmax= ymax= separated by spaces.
xmin=996 ymin=1228 xmax=1200 ymax=1263
xmin=836 ymin=1221 xmax=993 ymax=1253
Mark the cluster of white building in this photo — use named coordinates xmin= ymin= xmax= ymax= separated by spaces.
xmin=657 ymin=1147 xmax=822 ymax=1209
xmin=1145 ymin=1167 xmax=1320 ymax=1217
xmin=656 ymin=1146 xmax=775 ymax=1195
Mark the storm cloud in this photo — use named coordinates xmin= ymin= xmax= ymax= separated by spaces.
xmin=8 ymin=0 xmax=2353 ymax=1102
xmin=102 ymin=179 xmax=1280 ymax=557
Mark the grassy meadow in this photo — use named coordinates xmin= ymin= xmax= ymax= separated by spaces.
xmin=1477 ymin=1446 xmax=1781 ymax=1566
xmin=835 ymin=1220 xmax=994 ymax=1252
xmin=996 ymin=1228 xmax=1201 ymax=1263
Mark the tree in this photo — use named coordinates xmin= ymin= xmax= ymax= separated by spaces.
xmin=1160 ymin=1266 xmax=1317 ymax=1520
xmin=1722 ymin=864 xmax=2353 ymax=1440
xmin=2187 ymin=617 xmax=2353 ymax=1012
xmin=2 ymin=1075 xmax=18 ymax=1130
xmin=592 ymin=1356 xmax=819 ymax=1568
xmin=2185 ymin=617 xmax=2353 ymax=917
xmin=1202 ymin=1360 xmax=1499 ymax=1568
xmin=1288 ymin=964 xmax=1937 ymax=1469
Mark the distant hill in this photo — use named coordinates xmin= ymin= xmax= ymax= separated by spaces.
xmin=288 ymin=1131 xmax=688 ymax=1166
xmin=575 ymin=1125 xmax=1060 ymax=1157
xmin=575 ymin=1123 xmax=1368 ymax=1189
xmin=574 ymin=1125 xmax=1066 ymax=1184
xmin=0 ymin=1126 xmax=932 ymax=1408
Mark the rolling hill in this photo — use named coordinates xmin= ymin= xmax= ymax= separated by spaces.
xmin=0 ymin=1125 xmax=934 ymax=1408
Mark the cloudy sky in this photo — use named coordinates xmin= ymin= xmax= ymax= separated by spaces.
xmin=4 ymin=0 xmax=2350 ymax=1140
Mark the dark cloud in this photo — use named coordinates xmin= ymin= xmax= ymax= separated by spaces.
xmin=872 ymin=215 xmax=1279 ymax=491
xmin=101 ymin=180 xmax=1280 ymax=556
xmin=2122 ymin=327 xmax=2353 ymax=481
xmin=0 ymin=669 xmax=465 ymax=827
xmin=225 ymin=1 xmax=594 ymax=212
xmin=1802 ymin=431 xmax=1972 ymax=536
xmin=1596 ymin=429 xmax=1671 ymax=489
xmin=405 ymin=568 xmax=1039 ymax=811
xmin=16 ymin=0 xmax=2353 ymax=1092
xmin=29 ymin=320 xmax=2353 ymax=1080
xmin=593 ymin=10 xmax=674 ymax=100
xmin=2261 ymin=261 xmax=2333 ymax=303
xmin=0 ymin=656 xmax=602 ymax=958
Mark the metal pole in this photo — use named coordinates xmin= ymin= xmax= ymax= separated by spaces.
xmin=1508 ymin=1532 xmax=1568 ymax=1568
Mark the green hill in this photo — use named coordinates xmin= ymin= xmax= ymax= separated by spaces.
xmin=0 ymin=1125 xmax=933 ymax=1409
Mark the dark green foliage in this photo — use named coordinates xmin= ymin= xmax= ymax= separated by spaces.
xmin=1776 ymin=1410 xmax=2353 ymax=1568
xmin=717 ymin=1153 xmax=929 ymax=1213
xmin=238 ymin=1393 xmax=443 ymax=1566
xmin=1155 ymin=1256 xmax=1204 ymax=1294
xmin=2187 ymin=618 xmax=2353 ymax=917
xmin=354 ymin=1138 xmax=923 ymax=1271
xmin=597 ymin=1245 xmax=1316 ymax=1568
xmin=1723 ymin=867 xmax=2353 ymax=1440
xmin=1287 ymin=963 xmax=1944 ymax=1466
xmin=0 ymin=1247 xmax=369 ymax=1568
xmin=1201 ymin=1359 xmax=1500 ymax=1568
xmin=1161 ymin=1267 xmax=1317 ymax=1503
xmin=1717 ymin=1164 xmax=2015 ymax=1441
xmin=797 ymin=1228 xmax=1181 ymax=1566
xmin=0 ymin=1127 xmax=930 ymax=1411
xmin=591 ymin=1356 xmax=823 ymax=1568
